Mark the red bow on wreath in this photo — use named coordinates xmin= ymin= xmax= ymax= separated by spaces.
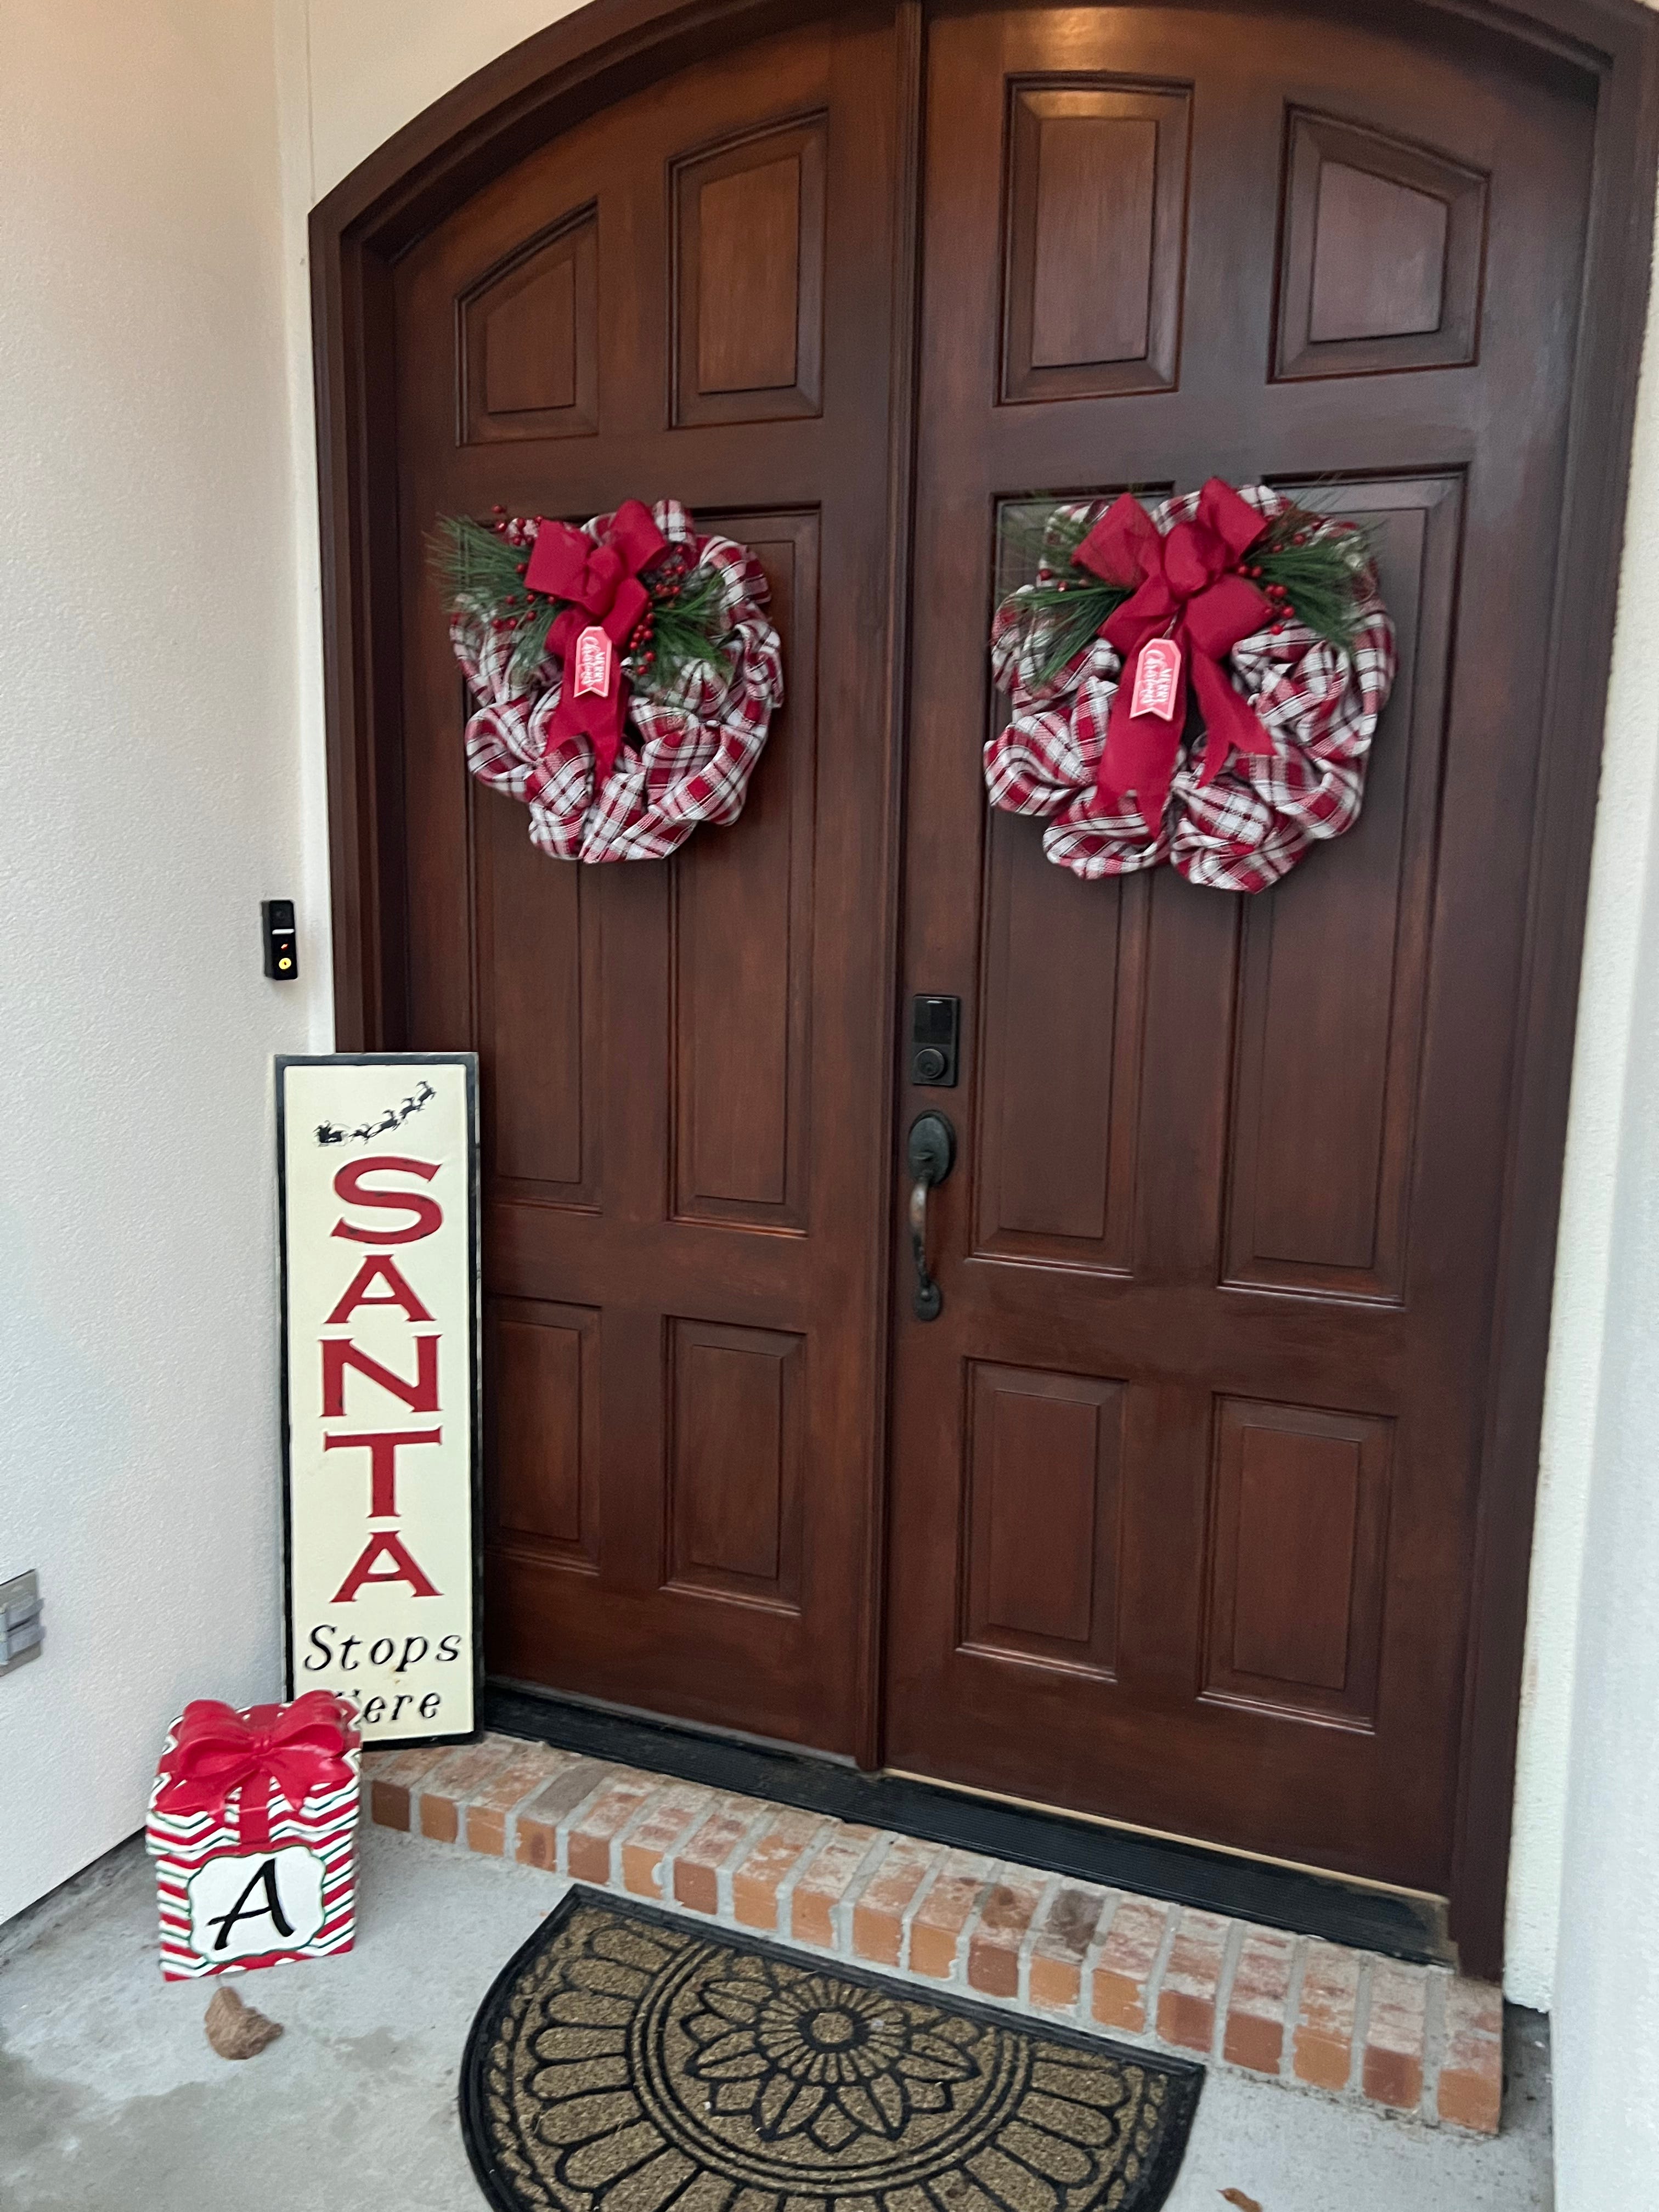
xmin=155 ymin=1694 xmax=357 ymax=1850
xmin=1075 ymin=478 xmax=1276 ymax=832
xmin=524 ymin=498 xmax=668 ymax=785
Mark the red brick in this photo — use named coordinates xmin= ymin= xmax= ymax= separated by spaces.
xmin=416 ymin=1740 xmax=520 ymax=1844
xmin=853 ymin=1838 xmax=943 ymax=1966
xmin=909 ymin=1850 xmax=992 ymax=1980
xmin=1155 ymin=1909 xmax=1229 ymax=2054
xmin=1363 ymin=1961 xmax=1427 ymax=2113
xmin=464 ymin=1744 xmax=571 ymax=1856
xmin=1294 ymin=1942 xmax=1361 ymax=2091
xmin=620 ymin=1785 xmax=714 ymax=1898
xmin=1437 ymin=1980 xmax=1502 ymax=2135
xmin=566 ymin=1771 xmax=663 ymax=1884
xmin=1028 ymin=1884 xmax=1110 ymax=2014
xmin=1222 ymin=1928 xmax=1295 ymax=2075
xmin=1091 ymin=1898 xmax=1171 ymax=2034
xmin=366 ymin=1745 xmax=449 ymax=1832
xmin=514 ymin=1758 xmax=612 ymax=1871
xmin=731 ymin=1809 xmax=830 ymax=1931
xmin=968 ymin=1869 xmax=1048 ymax=1999
xmin=669 ymin=1796 xmax=765 ymax=1915
xmin=790 ymin=1825 xmax=881 ymax=1950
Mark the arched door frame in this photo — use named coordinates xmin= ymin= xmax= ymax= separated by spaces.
xmin=310 ymin=0 xmax=1659 ymax=1980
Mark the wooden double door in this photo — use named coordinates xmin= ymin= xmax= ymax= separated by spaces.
xmin=394 ymin=0 xmax=1595 ymax=1908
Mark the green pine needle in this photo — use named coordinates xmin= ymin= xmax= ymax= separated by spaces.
xmin=1251 ymin=508 xmax=1380 ymax=655
xmin=998 ymin=496 xmax=1379 ymax=685
xmin=431 ymin=514 xmax=554 ymax=686
xmin=431 ymin=511 xmax=735 ymax=700
xmin=643 ymin=561 xmax=729 ymax=694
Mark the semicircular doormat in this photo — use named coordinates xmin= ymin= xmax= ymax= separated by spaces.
xmin=460 ymin=1887 xmax=1202 ymax=2212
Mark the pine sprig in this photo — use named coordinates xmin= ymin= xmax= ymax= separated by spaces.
xmin=431 ymin=511 xmax=734 ymax=699
xmin=642 ymin=559 xmax=729 ymax=693
xmin=997 ymin=501 xmax=1141 ymax=684
xmin=432 ymin=514 xmax=554 ymax=685
xmin=997 ymin=496 xmax=1379 ymax=684
xmin=1248 ymin=507 xmax=1379 ymax=654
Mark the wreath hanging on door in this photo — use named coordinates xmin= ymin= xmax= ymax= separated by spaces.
xmin=436 ymin=498 xmax=783 ymax=863
xmin=985 ymin=479 xmax=1396 ymax=892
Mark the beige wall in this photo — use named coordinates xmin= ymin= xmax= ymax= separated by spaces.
xmin=0 ymin=0 xmax=330 ymax=1922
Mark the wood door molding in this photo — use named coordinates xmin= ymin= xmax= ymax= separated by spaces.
xmin=311 ymin=0 xmax=1659 ymax=1982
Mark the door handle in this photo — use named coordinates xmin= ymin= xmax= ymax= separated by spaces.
xmin=906 ymin=1111 xmax=956 ymax=1321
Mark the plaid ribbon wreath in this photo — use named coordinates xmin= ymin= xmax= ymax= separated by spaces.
xmin=986 ymin=484 xmax=1396 ymax=893
xmin=449 ymin=500 xmax=783 ymax=864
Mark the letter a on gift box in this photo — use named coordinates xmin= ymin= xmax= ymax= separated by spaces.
xmin=276 ymin=1055 xmax=481 ymax=1748
xmin=189 ymin=1848 xmax=327 ymax=1960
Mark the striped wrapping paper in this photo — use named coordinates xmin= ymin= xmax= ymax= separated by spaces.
xmin=145 ymin=1713 xmax=361 ymax=1981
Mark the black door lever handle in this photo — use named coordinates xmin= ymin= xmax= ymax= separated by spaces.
xmin=906 ymin=1111 xmax=956 ymax=1321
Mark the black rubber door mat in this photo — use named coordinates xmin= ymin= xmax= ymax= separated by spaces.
xmin=460 ymin=1887 xmax=1201 ymax=2212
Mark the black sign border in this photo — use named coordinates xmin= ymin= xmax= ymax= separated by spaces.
xmin=276 ymin=1052 xmax=483 ymax=1749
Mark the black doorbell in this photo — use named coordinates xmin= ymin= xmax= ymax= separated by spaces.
xmin=262 ymin=899 xmax=299 ymax=981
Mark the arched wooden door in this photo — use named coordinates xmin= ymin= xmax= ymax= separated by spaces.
xmin=394 ymin=8 xmax=906 ymax=1756
xmin=884 ymin=3 xmax=1592 ymax=1903
xmin=329 ymin=0 xmax=1652 ymax=1970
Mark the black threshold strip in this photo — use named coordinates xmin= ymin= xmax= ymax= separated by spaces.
xmin=482 ymin=1681 xmax=1452 ymax=1968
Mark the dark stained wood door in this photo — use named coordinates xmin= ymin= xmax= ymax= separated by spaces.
xmin=884 ymin=3 xmax=1596 ymax=1892
xmin=387 ymin=0 xmax=1602 ymax=1899
xmin=394 ymin=10 xmax=905 ymax=1753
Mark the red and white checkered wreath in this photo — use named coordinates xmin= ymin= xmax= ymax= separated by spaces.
xmin=437 ymin=498 xmax=783 ymax=862
xmin=986 ymin=479 xmax=1396 ymax=892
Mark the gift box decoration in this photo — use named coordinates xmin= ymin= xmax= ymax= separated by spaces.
xmin=146 ymin=1691 xmax=361 ymax=1980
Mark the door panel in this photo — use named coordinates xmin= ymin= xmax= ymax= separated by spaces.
xmin=395 ymin=10 xmax=902 ymax=1754
xmin=1222 ymin=478 xmax=1457 ymax=1302
xmin=885 ymin=3 xmax=1593 ymax=1891
xmin=672 ymin=514 xmax=818 ymax=1232
xmin=1202 ymin=1397 xmax=1392 ymax=1728
xmin=962 ymin=1362 xmax=1125 ymax=1675
xmin=975 ymin=827 xmax=1149 ymax=1268
xmin=1001 ymin=83 xmax=1190 ymax=402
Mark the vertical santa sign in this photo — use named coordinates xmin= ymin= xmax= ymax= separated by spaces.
xmin=278 ymin=1054 xmax=480 ymax=1745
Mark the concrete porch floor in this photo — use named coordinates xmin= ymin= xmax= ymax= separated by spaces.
xmin=0 ymin=1823 xmax=1551 ymax=2211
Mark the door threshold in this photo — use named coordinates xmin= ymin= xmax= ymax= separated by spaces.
xmin=482 ymin=1680 xmax=1454 ymax=1967
xmin=885 ymin=1767 xmax=1447 ymax=1910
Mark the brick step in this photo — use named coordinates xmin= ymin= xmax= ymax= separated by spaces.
xmin=365 ymin=1731 xmax=1503 ymax=2135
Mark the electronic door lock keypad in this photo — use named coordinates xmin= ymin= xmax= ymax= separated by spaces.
xmin=911 ymin=995 xmax=960 ymax=1087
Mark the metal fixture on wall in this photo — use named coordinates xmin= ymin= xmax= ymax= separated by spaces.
xmin=0 ymin=1571 xmax=42 ymax=1679
xmin=262 ymin=899 xmax=299 ymax=980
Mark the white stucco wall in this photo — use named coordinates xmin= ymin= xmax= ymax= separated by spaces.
xmin=1549 ymin=737 xmax=1659 ymax=2195
xmin=1506 ymin=189 xmax=1659 ymax=2014
xmin=0 ymin=0 xmax=332 ymax=1923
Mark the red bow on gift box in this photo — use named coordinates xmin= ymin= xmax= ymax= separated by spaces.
xmin=524 ymin=499 xmax=668 ymax=785
xmin=1074 ymin=478 xmax=1276 ymax=833
xmin=155 ymin=1693 xmax=357 ymax=1850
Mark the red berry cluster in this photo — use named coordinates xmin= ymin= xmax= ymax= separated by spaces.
xmin=483 ymin=506 xmax=537 ymax=617
xmin=1242 ymin=535 xmax=1314 ymax=637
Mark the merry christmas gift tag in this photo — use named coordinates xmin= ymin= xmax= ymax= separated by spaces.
xmin=1128 ymin=636 xmax=1183 ymax=720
